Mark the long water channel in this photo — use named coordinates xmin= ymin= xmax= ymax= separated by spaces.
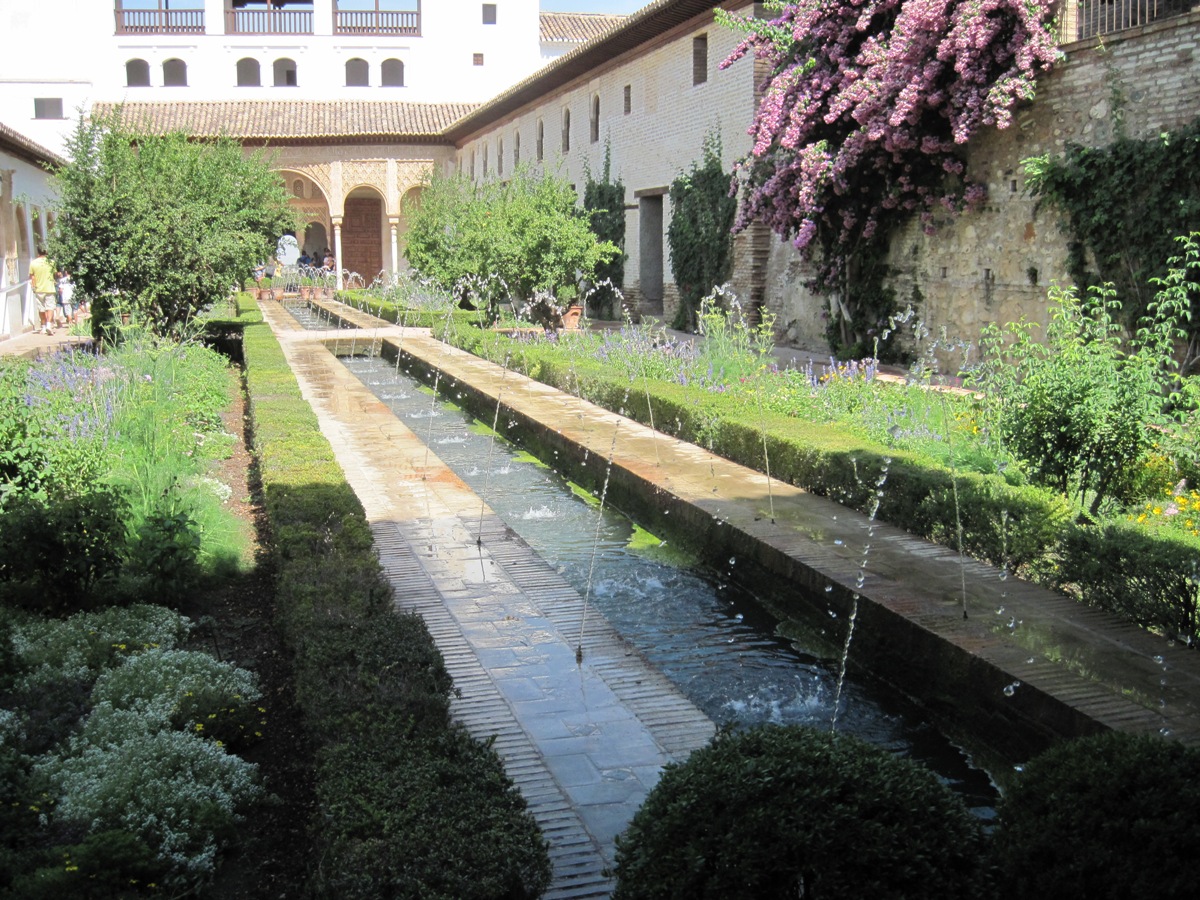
xmin=291 ymin=304 xmax=998 ymax=816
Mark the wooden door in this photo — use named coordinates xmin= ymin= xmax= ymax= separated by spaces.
xmin=342 ymin=196 xmax=383 ymax=284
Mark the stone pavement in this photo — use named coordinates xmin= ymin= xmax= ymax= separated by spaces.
xmin=260 ymin=301 xmax=715 ymax=899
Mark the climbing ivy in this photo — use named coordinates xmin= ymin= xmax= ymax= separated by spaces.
xmin=582 ymin=145 xmax=626 ymax=320
xmin=1022 ymin=117 xmax=1200 ymax=365
xmin=666 ymin=134 xmax=737 ymax=332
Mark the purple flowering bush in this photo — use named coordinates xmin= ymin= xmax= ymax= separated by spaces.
xmin=720 ymin=0 xmax=1057 ymax=350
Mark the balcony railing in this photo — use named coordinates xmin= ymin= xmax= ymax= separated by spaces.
xmin=115 ymin=9 xmax=205 ymax=35
xmin=334 ymin=9 xmax=420 ymax=36
xmin=226 ymin=8 xmax=313 ymax=35
xmin=1058 ymin=0 xmax=1194 ymax=42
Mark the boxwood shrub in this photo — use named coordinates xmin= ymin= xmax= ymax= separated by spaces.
xmin=611 ymin=724 xmax=990 ymax=900
xmin=239 ymin=293 xmax=551 ymax=896
xmin=990 ymin=731 xmax=1200 ymax=900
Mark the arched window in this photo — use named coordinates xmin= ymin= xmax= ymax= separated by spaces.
xmin=513 ymin=130 xmax=520 ymax=166
xmin=292 ymin=179 xmax=304 ymax=198
xmin=590 ymin=94 xmax=600 ymax=143
xmin=236 ymin=58 xmax=261 ymax=87
xmin=126 ymin=59 xmax=150 ymax=87
xmin=381 ymin=58 xmax=404 ymax=87
xmin=274 ymin=58 xmax=297 ymax=87
xmin=345 ymin=58 xmax=369 ymax=87
xmin=536 ymin=119 xmax=544 ymax=162
xmin=561 ymin=109 xmax=570 ymax=154
xmin=162 ymin=58 xmax=187 ymax=87
xmin=497 ymin=138 xmax=504 ymax=177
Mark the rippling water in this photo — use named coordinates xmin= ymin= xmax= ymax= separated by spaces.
xmin=329 ymin=336 xmax=998 ymax=817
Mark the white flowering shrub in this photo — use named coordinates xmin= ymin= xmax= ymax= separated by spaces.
xmin=11 ymin=604 xmax=191 ymax=690
xmin=35 ymin=729 xmax=261 ymax=889
xmin=90 ymin=648 xmax=263 ymax=749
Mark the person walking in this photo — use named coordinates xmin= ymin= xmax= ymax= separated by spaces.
xmin=30 ymin=247 xmax=57 ymax=335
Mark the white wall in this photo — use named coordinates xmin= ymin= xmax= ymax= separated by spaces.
xmin=0 ymin=145 xmax=58 ymax=338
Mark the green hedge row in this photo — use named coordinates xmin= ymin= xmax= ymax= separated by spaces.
xmin=237 ymin=294 xmax=551 ymax=898
xmin=334 ymin=290 xmax=481 ymax=331
xmin=448 ymin=322 xmax=1200 ymax=641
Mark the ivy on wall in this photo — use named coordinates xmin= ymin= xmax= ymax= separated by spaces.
xmin=666 ymin=134 xmax=737 ymax=332
xmin=583 ymin=145 xmax=626 ymax=320
xmin=1023 ymin=118 xmax=1200 ymax=367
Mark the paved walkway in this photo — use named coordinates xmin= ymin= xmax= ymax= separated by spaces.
xmin=260 ymin=301 xmax=715 ymax=899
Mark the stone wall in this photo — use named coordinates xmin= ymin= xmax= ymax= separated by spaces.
xmin=771 ymin=12 xmax=1200 ymax=355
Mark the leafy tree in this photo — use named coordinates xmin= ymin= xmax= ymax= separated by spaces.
xmin=666 ymin=134 xmax=737 ymax=332
xmin=583 ymin=144 xmax=627 ymax=319
xmin=50 ymin=109 xmax=296 ymax=341
xmin=720 ymin=0 xmax=1057 ymax=353
xmin=403 ymin=166 xmax=618 ymax=318
xmin=968 ymin=246 xmax=1193 ymax=519
xmin=612 ymin=725 xmax=990 ymax=899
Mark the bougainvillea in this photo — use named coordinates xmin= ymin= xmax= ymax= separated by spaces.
xmin=721 ymin=0 xmax=1058 ymax=340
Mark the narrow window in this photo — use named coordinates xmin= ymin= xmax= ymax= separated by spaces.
xmin=692 ymin=34 xmax=708 ymax=86
xmin=274 ymin=58 xmax=298 ymax=87
xmin=33 ymin=98 xmax=64 ymax=119
xmin=381 ymin=58 xmax=404 ymax=87
xmin=623 ymin=84 xmax=631 ymax=114
xmin=590 ymin=95 xmax=600 ymax=144
xmin=470 ymin=150 xmax=476 ymax=179
xmin=163 ymin=58 xmax=188 ymax=87
xmin=483 ymin=143 xmax=489 ymax=175
xmin=236 ymin=57 xmax=261 ymax=87
xmin=482 ymin=4 xmax=497 ymax=24
xmin=497 ymin=138 xmax=504 ymax=176
xmin=126 ymin=59 xmax=151 ymax=87
xmin=536 ymin=119 xmax=544 ymax=162
xmin=513 ymin=130 xmax=520 ymax=166
xmin=561 ymin=109 xmax=570 ymax=153
xmin=473 ymin=53 xmax=484 ymax=66
xmin=346 ymin=58 xmax=369 ymax=87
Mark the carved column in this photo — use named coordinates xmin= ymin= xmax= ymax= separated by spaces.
xmin=389 ymin=217 xmax=399 ymax=275
xmin=332 ymin=216 xmax=344 ymax=291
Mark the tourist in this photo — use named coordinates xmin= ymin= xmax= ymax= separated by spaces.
xmin=322 ymin=250 xmax=335 ymax=271
xmin=30 ymin=246 xmax=56 ymax=335
xmin=56 ymin=270 xmax=76 ymax=325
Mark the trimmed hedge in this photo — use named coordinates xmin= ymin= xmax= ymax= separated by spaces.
xmin=237 ymin=293 xmax=551 ymax=897
xmin=447 ymin=321 xmax=1197 ymax=639
xmin=990 ymin=732 xmax=1200 ymax=900
xmin=611 ymin=725 xmax=990 ymax=900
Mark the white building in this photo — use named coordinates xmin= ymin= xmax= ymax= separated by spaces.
xmin=0 ymin=124 xmax=63 ymax=340
xmin=0 ymin=1 xmax=622 ymax=156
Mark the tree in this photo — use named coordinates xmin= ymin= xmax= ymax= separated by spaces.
xmin=720 ymin=0 xmax=1056 ymax=353
xmin=403 ymin=166 xmax=618 ymax=319
xmin=50 ymin=110 xmax=296 ymax=341
xmin=666 ymin=134 xmax=737 ymax=332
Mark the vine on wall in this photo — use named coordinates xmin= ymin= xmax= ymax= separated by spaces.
xmin=583 ymin=145 xmax=626 ymax=320
xmin=666 ymin=133 xmax=737 ymax=332
xmin=1023 ymin=117 xmax=1200 ymax=372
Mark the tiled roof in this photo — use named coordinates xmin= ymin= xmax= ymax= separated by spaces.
xmin=0 ymin=120 xmax=65 ymax=167
xmin=540 ymin=11 xmax=627 ymax=43
xmin=91 ymin=101 xmax=478 ymax=142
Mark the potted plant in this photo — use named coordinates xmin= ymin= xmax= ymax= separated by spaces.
xmin=257 ymin=277 xmax=273 ymax=301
